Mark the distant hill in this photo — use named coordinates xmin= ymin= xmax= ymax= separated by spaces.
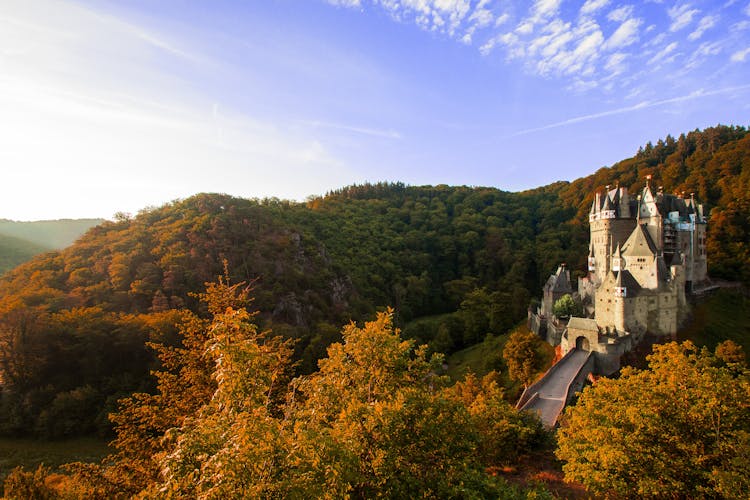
xmin=0 ymin=218 xmax=105 ymax=249
xmin=0 ymin=218 xmax=104 ymax=275
xmin=0 ymin=233 xmax=50 ymax=276
xmin=0 ymin=124 xmax=747 ymax=438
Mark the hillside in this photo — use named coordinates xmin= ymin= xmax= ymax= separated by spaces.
xmin=0 ymin=125 xmax=747 ymax=439
xmin=0 ymin=234 xmax=50 ymax=276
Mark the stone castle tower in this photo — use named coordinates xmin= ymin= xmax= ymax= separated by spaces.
xmin=530 ymin=178 xmax=709 ymax=374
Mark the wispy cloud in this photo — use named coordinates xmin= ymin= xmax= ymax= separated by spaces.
xmin=668 ymin=3 xmax=700 ymax=32
xmin=731 ymin=46 xmax=750 ymax=61
xmin=688 ymin=15 xmax=718 ymax=41
xmin=0 ymin=0 xmax=359 ymax=219
xmin=648 ymin=41 xmax=678 ymax=65
xmin=510 ymin=84 xmax=750 ymax=136
xmin=299 ymin=120 xmax=402 ymax=139
xmin=581 ymin=0 xmax=610 ymax=16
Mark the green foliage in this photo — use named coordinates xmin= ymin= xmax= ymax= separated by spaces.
xmin=551 ymin=294 xmax=581 ymax=319
xmin=556 ymin=341 xmax=750 ymax=498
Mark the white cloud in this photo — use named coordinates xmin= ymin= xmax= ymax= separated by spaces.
xmin=604 ymin=52 xmax=629 ymax=74
xmin=323 ymin=0 xmax=748 ymax=97
xmin=581 ymin=0 xmax=610 ymax=16
xmin=688 ymin=15 xmax=718 ymax=40
xmin=604 ymin=18 xmax=642 ymax=49
xmin=668 ymin=4 xmax=700 ymax=32
xmin=731 ymin=46 xmax=750 ymax=61
xmin=648 ymin=41 xmax=678 ymax=64
xmin=532 ymin=0 xmax=562 ymax=19
xmin=607 ymin=5 xmax=635 ymax=22
xmin=685 ymin=40 xmax=722 ymax=68
xmin=326 ymin=0 xmax=362 ymax=6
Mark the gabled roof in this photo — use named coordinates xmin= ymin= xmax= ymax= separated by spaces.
xmin=568 ymin=317 xmax=599 ymax=332
xmin=551 ymin=266 xmax=572 ymax=292
xmin=621 ymin=224 xmax=658 ymax=257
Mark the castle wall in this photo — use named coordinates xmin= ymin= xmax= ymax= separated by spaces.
xmin=624 ymin=254 xmax=658 ymax=289
xmin=562 ymin=322 xmax=629 ymax=376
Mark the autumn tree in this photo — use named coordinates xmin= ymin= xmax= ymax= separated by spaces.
xmin=290 ymin=310 xmax=495 ymax=497
xmin=503 ymin=328 xmax=546 ymax=387
xmin=152 ymin=283 xmax=296 ymax=499
xmin=65 ymin=277 xmax=258 ymax=497
xmin=136 ymin=306 xmax=548 ymax=498
xmin=556 ymin=341 xmax=750 ymax=498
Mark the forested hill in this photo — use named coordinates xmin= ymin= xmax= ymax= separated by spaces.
xmin=0 ymin=124 xmax=747 ymax=438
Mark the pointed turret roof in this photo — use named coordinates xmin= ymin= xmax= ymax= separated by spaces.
xmin=603 ymin=194 xmax=615 ymax=211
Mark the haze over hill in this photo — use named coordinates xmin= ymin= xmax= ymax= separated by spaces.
xmin=0 ymin=219 xmax=104 ymax=275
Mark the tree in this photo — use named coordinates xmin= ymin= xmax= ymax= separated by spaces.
xmin=154 ymin=285 xmax=295 ymax=499
xmin=716 ymin=339 xmax=746 ymax=366
xmin=291 ymin=310 xmax=496 ymax=498
xmin=503 ymin=328 xmax=545 ymax=387
xmin=556 ymin=341 xmax=750 ymax=498
xmin=552 ymin=294 xmax=581 ymax=319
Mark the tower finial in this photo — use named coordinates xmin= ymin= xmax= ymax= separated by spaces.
xmin=636 ymin=194 xmax=642 ymax=223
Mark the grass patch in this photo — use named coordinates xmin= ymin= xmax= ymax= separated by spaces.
xmin=446 ymin=323 xmax=555 ymax=400
xmin=446 ymin=332 xmax=506 ymax=381
xmin=0 ymin=437 xmax=110 ymax=481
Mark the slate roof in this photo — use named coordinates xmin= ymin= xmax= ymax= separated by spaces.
xmin=621 ymin=224 xmax=658 ymax=257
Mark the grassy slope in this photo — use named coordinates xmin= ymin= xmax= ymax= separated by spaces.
xmin=446 ymin=323 xmax=555 ymax=399
xmin=679 ymin=288 xmax=750 ymax=353
xmin=0 ymin=437 xmax=110 ymax=481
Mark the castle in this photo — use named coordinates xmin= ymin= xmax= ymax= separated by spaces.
xmin=530 ymin=178 xmax=708 ymax=375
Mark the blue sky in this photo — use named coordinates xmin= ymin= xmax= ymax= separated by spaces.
xmin=1 ymin=0 xmax=748 ymax=220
